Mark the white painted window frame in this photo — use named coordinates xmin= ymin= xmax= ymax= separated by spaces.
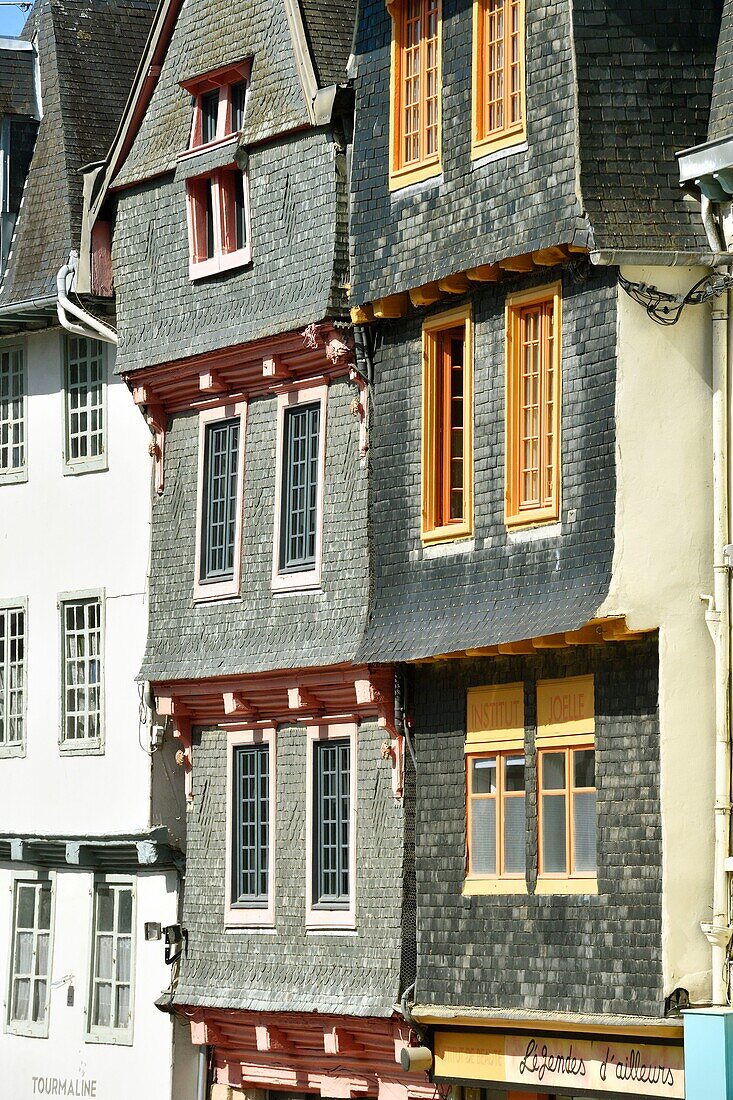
xmin=272 ymin=381 xmax=328 ymax=594
xmin=62 ymin=334 xmax=108 ymax=476
xmin=58 ymin=589 xmax=105 ymax=756
xmin=0 ymin=597 xmax=27 ymax=759
xmin=193 ymin=402 xmax=247 ymax=603
xmin=5 ymin=869 xmax=56 ymax=1039
xmin=225 ymin=727 xmax=277 ymax=929
xmin=305 ymin=721 xmax=357 ymax=931
xmin=0 ymin=340 xmax=27 ymax=484
xmin=84 ymin=875 xmax=136 ymax=1047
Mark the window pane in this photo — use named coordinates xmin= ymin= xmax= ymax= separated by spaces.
xmin=96 ymin=887 xmax=114 ymax=933
xmin=573 ymin=791 xmax=597 ymax=873
xmin=96 ymin=935 xmax=113 ymax=980
xmin=12 ymin=978 xmax=30 ymax=1020
xmin=201 ymin=418 xmax=240 ymax=582
xmin=471 ymin=798 xmax=496 ymax=874
xmin=542 ymin=752 xmax=565 ymax=791
xmin=16 ymin=930 xmax=32 ymax=973
xmin=118 ymin=889 xmax=133 ymax=935
xmin=280 ymin=403 xmax=320 ymax=572
xmin=574 ymin=748 xmax=595 ymax=789
xmin=32 ymin=979 xmax=47 ymax=1024
xmin=37 ymin=885 xmax=51 ymax=931
xmin=93 ymin=982 xmax=112 ymax=1028
xmin=504 ymin=754 xmax=524 ymax=792
xmin=64 ymin=337 xmax=105 ymax=465
xmin=35 ymin=933 xmax=49 ymax=976
xmin=116 ymin=936 xmax=131 ymax=983
xmin=313 ymin=739 xmax=350 ymax=905
xmin=61 ymin=598 xmax=102 ymax=743
xmin=472 ymin=757 xmax=496 ymax=794
xmin=0 ymin=346 xmax=25 ymax=472
xmin=231 ymin=81 xmax=247 ymax=132
xmin=201 ymin=90 xmax=219 ymax=143
xmin=16 ymin=883 xmax=35 ymax=928
xmin=503 ymin=794 xmax=525 ymax=873
xmin=542 ymin=794 xmax=567 ymax=873
xmin=233 ymin=744 xmax=269 ymax=904
xmin=115 ymin=983 xmax=130 ymax=1028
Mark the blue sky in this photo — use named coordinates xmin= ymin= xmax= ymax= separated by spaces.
xmin=0 ymin=4 xmax=30 ymax=37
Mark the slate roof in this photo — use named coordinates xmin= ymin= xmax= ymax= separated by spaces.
xmin=113 ymin=0 xmax=356 ymax=191
xmin=0 ymin=0 xmax=156 ymax=308
xmin=708 ymin=0 xmax=733 ymax=140
xmin=574 ymin=0 xmax=722 ymax=255
xmin=299 ymin=0 xmax=357 ymax=86
xmin=0 ymin=43 xmax=37 ymax=117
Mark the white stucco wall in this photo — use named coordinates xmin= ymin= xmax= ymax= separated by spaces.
xmin=0 ymin=866 xmax=188 ymax=1100
xmin=600 ymin=265 xmax=715 ymax=1003
xmin=0 ymin=327 xmax=153 ymax=835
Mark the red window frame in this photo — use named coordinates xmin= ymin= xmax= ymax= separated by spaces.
xmin=181 ymin=60 xmax=251 ymax=152
xmin=186 ymin=166 xmax=251 ymax=279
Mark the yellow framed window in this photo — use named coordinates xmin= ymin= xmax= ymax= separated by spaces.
xmin=467 ymin=751 xmax=526 ymax=878
xmin=538 ymin=745 xmax=597 ymax=879
xmin=389 ymin=0 xmax=442 ymax=189
xmin=472 ymin=0 xmax=526 ymax=158
xmin=535 ymin=675 xmax=597 ymax=893
xmin=421 ymin=307 xmax=473 ymax=543
xmin=505 ymin=283 xmax=561 ymax=528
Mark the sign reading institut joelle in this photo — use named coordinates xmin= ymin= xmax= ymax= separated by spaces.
xmin=433 ymin=1030 xmax=684 ymax=1098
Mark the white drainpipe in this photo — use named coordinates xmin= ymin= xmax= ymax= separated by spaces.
xmin=56 ymin=251 xmax=118 ymax=345
xmin=706 ymin=285 xmax=732 ymax=1005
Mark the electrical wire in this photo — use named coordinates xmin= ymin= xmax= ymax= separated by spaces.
xmin=619 ymin=269 xmax=733 ymax=327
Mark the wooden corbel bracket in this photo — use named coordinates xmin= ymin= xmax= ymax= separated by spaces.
xmin=146 ymin=402 xmax=168 ymax=496
xmin=356 ymin=677 xmax=404 ymax=799
xmin=156 ymin=692 xmax=194 ymax=802
xmin=349 ymin=367 xmax=369 ymax=462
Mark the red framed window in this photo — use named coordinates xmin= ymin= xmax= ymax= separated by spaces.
xmin=187 ymin=167 xmax=251 ymax=278
xmin=182 ymin=61 xmax=251 ymax=151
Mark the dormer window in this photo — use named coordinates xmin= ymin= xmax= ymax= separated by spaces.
xmin=181 ymin=61 xmax=253 ymax=278
xmin=182 ymin=61 xmax=251 ymax=151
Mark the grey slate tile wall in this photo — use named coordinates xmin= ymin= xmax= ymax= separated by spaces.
xmin=141 ymin=378 xmax=368 ymax=682
xmin=708 ymin=0 xmax=733 ymax=140
xmin=413 ymin=639 xmax=663 ymax=1016
xmin=0 ymin=49 xmax=37 ymax=116
xmin=357 ymin=265 xmax=616 ymax=664
xmin=113 ymin=128 xmax=348 ymax=374
xmin=349 ymin=0 xmax=585 ymax=304
xmin=574 ymin=0 xmax=720 ymax=253
xmin=175 ymin=721 xmax=410 ymax=1014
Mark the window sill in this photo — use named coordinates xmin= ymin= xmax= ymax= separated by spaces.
xmin=59 ymin=739 xmax=104 ymax=757
xmin=85 ymin=1029 xmax=133 ymax=1047
xmin=0 ymin=468 xmax=28 ymax=485
xmin=193 ymin=579 xmax=241 ymax=603
xmin=272 ymin=569 xmax=322 ymax=595
xmin=419 ymin=537 xmax=475 ymax=560
xmin=463 ymin=878 xmax=528 ymax=896
xmin=0 ymin=742 xmax=26 ymax=759
xmin=63 ymin=455 xmax=108 ymax=477
xmin=224 ymin=905 xmax=275 ymax=929
xmin=535 ymin=877 xmax=599 ymax=896
xmin=305 ymin=908 xmax=356 ymax=932
xmin=471 ymin=127 xmax=527 ymax=164
xmin=505 ymin=510 xmax=561 ymax=532
xmin=421 ymin=522 xmax=474 ymax=546
xmin=389 ymin=159 xmax=442 ymax=193
xmin=507 ymin=521 xmax=562 ymax=543
xmin=178 ymin=133 xmax=239 ymax=162
xmin=6 ymin=1022 xmax=49 ymax=1039
xmin=189 ymin=246 xmax=252 ymax=282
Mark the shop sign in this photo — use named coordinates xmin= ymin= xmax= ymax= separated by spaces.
xmin=536 ymin=675 xmax=595 ymax=745
xmin=466 ymin=683 xmax=524 ymax=752
xmin=434 ymin=1030 xmax=684 ymax=1099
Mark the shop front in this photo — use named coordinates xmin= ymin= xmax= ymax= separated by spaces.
xmin=430 ymin=1023 xmax=684 ymax=1100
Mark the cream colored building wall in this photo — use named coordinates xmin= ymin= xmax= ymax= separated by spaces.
xmin=599 ymin=265 xmax=715 ymax=1003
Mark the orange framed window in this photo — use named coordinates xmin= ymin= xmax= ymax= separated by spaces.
xmin=389 ymin=0 xmax=442 ymax=189
xmin=421 ymin=307 xmax=473 ymax=543
xmin=505 ymin=283 xmax=561 ymax=528
xmin=538 ymin=745 xmax=597 ymax=879
xmin=472 ymin=0 xmax=526 ymax=158
xmin=467 ymin=752 xmax=526 ymax=879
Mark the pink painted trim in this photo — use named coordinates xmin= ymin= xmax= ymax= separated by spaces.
xmin=186 ymin=63 xmax=251 ymax=153
xmin=193 ymin=401 xmax=247 ymax=603
xmin=272 ymin=383 xmax=328 ymax=594
xmin=305 ymin=721 xmax=357 ymax=930
xmin=225 ymin=727 xmax=276 ymax=928
xmin=178 ymin=133 xmax=239 ymax=164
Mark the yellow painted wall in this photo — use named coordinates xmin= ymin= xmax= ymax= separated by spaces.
xmin=599 ymin=265 xmax=715 ymax=1002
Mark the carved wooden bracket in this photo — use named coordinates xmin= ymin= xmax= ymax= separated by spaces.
xmin=157 ymin=692 xmax=193 ymax=802
xmin=132 ymin=385 xmax=167 ymax=495
xmin=356 ymin=677 xmax=404 ymax=798
xmin=349 ymin=367 xmax=369 ymax=461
